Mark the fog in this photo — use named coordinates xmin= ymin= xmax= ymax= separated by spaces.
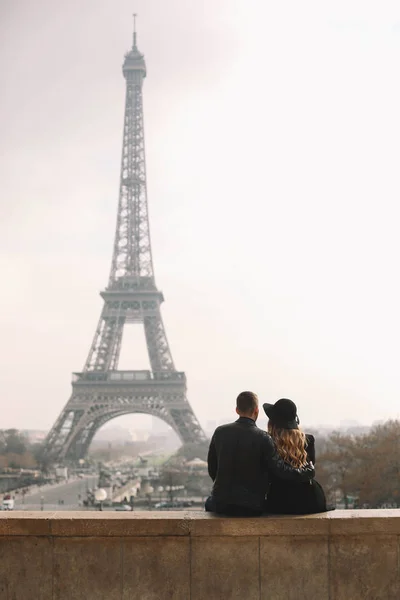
xmin=1 ymin=0 xmax=400 ymax=432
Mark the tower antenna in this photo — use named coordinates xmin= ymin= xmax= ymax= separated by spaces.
xmin=133 ymin=13 xmax=137 ymax=48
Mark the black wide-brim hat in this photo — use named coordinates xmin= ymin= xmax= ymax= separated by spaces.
xmin=263 ymin=398 xmax=299 ymax=430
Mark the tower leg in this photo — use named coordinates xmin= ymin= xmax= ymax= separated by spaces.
xmin=144 ymin=313 xmax=175 ymax=371
xmin=84 ymin=314 xmax=124 ymax=372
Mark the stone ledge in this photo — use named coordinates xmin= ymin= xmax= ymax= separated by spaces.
xmin=1 ymin=509 xmax=400 ymax=537
xmin=1 ymin=510 xmax=400 ymax=599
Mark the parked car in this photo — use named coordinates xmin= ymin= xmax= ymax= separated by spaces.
xmin=154 ymin=500 xmax=193 ymax=509
xmin=2 ymin=495 xmax=14 ymax=511
xmin=114 ymin=504 xmax=131 ymax=511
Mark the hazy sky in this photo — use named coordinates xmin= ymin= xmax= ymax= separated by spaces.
xmin=1 ymin=0 xmax=400 ymax=434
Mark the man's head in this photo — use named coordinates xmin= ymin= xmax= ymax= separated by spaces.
xmin=236 ymin=391 xmax=259 ymax=421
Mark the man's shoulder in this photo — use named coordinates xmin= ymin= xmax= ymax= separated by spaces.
xmin=213 ymin=422 xmax=270 ymax=440
xmin=213 ymin=422 xmax=238 ymax=434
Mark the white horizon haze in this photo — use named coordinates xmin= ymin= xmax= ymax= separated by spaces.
xmin=1 ymin=0 xmax=400 ymax=436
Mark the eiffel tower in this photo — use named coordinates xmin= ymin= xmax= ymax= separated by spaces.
xmin=44 ymin=19 xmax=206 ymax=461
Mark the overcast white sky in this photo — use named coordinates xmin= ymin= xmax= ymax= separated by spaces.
xmin=1 ymin=0 xmax=400 ymax=435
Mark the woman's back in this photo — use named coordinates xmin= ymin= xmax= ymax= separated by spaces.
xmin=265 ymin=434 xmax=327 ymax=514
xmin=262 ymin=398 xmax=330 ymax=514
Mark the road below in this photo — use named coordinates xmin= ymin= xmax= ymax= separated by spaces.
xmin=14 ymin=475 xmax=98 ymax=511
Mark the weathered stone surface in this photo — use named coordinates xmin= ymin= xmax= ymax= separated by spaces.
xmin=49 ymin=510 xmax=191 ymax=537
xmin=2 ymin=509 xmax=400 ymax=537
xmin=328 ymin=509 xmax=400 ymax=535
xmin=190 ymin=513 xmax=330 ymax=537
xmin=53 ymin=537 xmax=122 ymax=600
xmin=0 ymin=512 xmax=53 ymax=536
xmin=0 ymin=536 xmax=52 ymax=600
xmin=260 ymin=535 xmax=329 ymax=599
xmin=191 ymin=536 xmax=260 ymax=600
xmin=329 ymin=534 xmax=399 ymax=600
xmin=123 ymin=537 xmax=190 ymax=600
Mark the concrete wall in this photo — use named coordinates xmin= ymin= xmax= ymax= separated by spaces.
xmin=0 ymin=509 xmax=399 ymax=599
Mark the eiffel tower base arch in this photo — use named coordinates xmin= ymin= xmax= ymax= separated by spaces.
xmin=45 ymin=371 xmax=206 ymax=462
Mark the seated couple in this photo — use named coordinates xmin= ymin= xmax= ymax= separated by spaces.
xmin=205 ymin=391 xmax=330 ymax=516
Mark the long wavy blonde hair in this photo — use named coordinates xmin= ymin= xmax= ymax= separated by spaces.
xmin=268 ymin=422 xmax=308 ymax=468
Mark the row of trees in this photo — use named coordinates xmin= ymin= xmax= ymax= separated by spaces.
xmin=0 ymin=429 xmax=49 ymax=471
xmin=0 ymin=429 xmax=37 ymax=469
xmin=316 ymin=420 xmax=400 ymax=508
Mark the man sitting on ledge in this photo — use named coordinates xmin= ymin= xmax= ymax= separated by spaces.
xmin=205 ymin=391 xmax=315 ymax=517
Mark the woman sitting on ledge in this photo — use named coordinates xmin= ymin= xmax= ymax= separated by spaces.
xmin=263 ymin=399 xmax=331 ymax=515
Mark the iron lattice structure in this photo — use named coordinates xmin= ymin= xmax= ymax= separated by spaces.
xmin=44 ymin=26 xmax=206 ymax=461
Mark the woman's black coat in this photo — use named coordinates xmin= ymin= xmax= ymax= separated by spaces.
xmin=265 ymin=434 xmax=328 ymax=514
